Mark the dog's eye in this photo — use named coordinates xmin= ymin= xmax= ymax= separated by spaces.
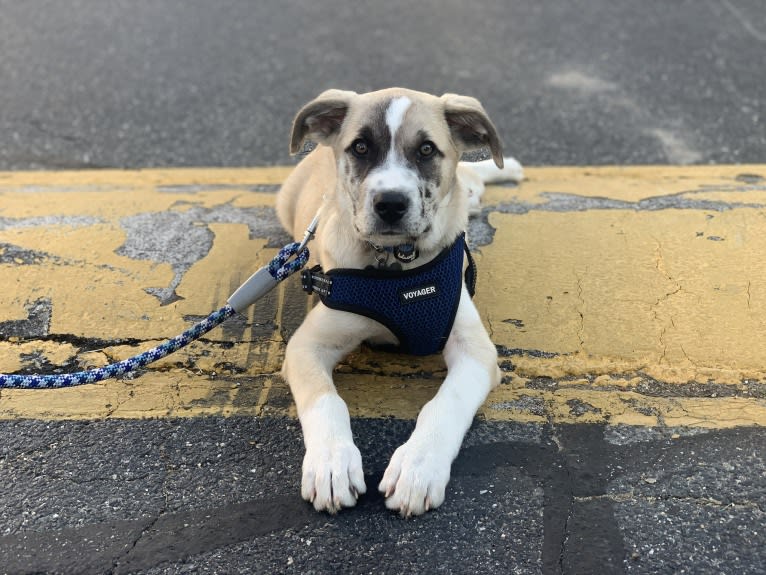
xmin=418 ymin=141 xmax=436 ymax=158
xmin=351 ymin=139 xmax=369 ymax=158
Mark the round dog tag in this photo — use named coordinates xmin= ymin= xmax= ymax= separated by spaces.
xmin=394 ymin=244 xmax=419 ymax=263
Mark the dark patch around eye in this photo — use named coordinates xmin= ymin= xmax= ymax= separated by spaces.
xmin=346 ymin=128 xmax=384 ymax=182
xmin=344 ymin=103 xmax=392 ymax=182
xmin=407 ymin=133 xmax=442 ymax=188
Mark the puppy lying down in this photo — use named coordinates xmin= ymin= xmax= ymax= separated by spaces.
xmin=276 ymin=88 xmax=522 ymax=516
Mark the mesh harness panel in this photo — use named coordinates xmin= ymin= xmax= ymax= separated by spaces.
xmin=301 ymin=233 xmax=475 ymax=356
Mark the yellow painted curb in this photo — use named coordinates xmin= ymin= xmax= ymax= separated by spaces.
xmin=1 ymin=166 xmax=766 ymax=427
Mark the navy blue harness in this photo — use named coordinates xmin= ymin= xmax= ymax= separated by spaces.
xmin=301 ymin=233 xmax=476 ymax=356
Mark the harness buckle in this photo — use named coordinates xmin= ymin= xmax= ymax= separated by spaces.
xmin=301 ymin=265 xmax=333 ymax=297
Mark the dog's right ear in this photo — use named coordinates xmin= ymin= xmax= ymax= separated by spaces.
xmin=290 ymin=89 xmax=357 ymax=154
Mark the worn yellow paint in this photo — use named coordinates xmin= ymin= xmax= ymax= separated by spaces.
xmin=0 ymin=167 xmax=293 ymax=189
xmin=2 ymin=166 xmax=766 ymax=427
xmin=480 ymin=208 xmax=766 ymax=372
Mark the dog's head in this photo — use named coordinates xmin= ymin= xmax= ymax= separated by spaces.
xmin=290 ymin=88 xmax=503 ymax=251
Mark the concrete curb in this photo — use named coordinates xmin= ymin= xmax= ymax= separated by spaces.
xmin=1 ymin=166 xmax=765 ymax=427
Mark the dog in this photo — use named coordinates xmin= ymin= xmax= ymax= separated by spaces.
xmin=276 ymin=87 xmax=521 ymax=516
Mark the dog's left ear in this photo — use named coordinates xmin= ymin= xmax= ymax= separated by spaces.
xmin=290 ymin=89 xmax=357 ymax=154
xmin=442 ymin=94 xmax=504 ymax=169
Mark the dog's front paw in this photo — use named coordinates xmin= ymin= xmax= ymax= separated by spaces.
xmin=302 ymin=440 xmax=366 ymax=513
xmin=378 ymin=440 xmax=451 ymax=517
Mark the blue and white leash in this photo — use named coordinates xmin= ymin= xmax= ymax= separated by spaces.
xmin=0 ymin=213 xmax=320 ymax=390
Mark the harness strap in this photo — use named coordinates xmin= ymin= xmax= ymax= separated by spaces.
xmin=301 ymin=236 xmax=477 ymax=299
xmin=463 ymin=240 xmax=477 ymax=297
xmin=302 ymin=265 xmax=333 ymax=297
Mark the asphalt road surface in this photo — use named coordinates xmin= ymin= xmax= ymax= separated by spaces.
xmin=1 ymin=1 xmax=765 ymax=574
xmin=1 ymin=0 xmax=764 ymax=169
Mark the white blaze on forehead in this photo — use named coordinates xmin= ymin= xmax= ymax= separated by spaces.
xmin=385 ymin=97 xmax=412 ymax=142
xmin=366 ymin=96 xmax=419 ymax=196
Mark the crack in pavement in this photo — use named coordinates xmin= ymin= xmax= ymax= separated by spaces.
xmin=470 ymin=184 xmax=766 ymax=247
xmin=112 ymin=457 xmax=171 ymax=574
xmin=574 ymin=270 xmax=586 ymax=350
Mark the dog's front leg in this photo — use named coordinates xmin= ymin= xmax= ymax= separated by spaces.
xmin=282 ymin=304 xmax=372 ymax=513
xmin=379 ymin=287 xmax=501 ymax=516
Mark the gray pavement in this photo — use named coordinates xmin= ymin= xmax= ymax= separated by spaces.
xmin=1 ymin=1 xmax=766 ymax=574
xmin=1 ymin=419 xmax=764 ymax=574
xmin=0 ymin=0 xmax=764 ymax=169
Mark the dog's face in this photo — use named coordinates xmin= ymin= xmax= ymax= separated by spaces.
xmin=290 ymin=88 xmax=504 ymax=249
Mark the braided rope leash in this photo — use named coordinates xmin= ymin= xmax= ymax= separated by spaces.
xmin=0 ymin=240 xmax=311 ymax=390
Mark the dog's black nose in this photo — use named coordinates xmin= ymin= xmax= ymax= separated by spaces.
xmin=373 ymin=191 xmax=409 ymax=225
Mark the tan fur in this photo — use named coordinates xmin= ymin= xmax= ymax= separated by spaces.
xmin=276 ymin=88 xmax=507 ymax=516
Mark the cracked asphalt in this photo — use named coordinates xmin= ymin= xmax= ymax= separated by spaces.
xmin=0 ymin=419 xmax=763 ymax=574
xmin=2 ymin=1 xmax=766 ymax=574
